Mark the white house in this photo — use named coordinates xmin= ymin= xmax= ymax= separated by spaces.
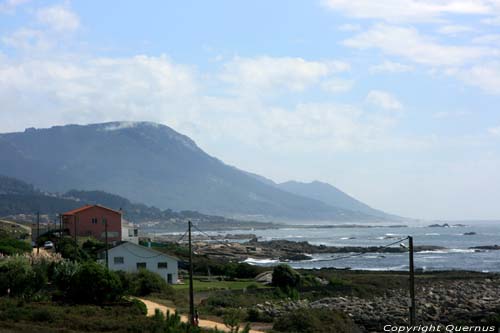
xmin=103 ymin=242 xmax=179 ymax=284
xmin=121 ymin=220 xmax=139 ymax=244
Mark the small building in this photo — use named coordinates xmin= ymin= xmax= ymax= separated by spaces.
xmin=62 ymin=205 xmax=122 ymax=243
xmin=122 ymin=220 xmax=139 ymax=245
xmin=102 ymin=242 xmax=179 ymax=284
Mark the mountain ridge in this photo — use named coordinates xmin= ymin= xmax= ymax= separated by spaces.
xmin=0 ymin=121 xmax=393 ymax=222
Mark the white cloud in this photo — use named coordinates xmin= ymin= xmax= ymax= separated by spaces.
xmin=1 ymin=28 xmax=51 ymax=51
xmin=321 ymin=78 xmax=354 ymax=93
xmin=344 ymin=24 xmax=493 ymax=66
xmin=437 ymin=24 xmax=476 ymax=35
xmin=338 ymin=23 xmax=361 ymax=32
xmin=0 ymin=0 xmax=29 ymax=14
xmin=219 ymin=56 xmax=350 ymax=95
xmin=489 ymin=126 xmax=500 ymax=136
xmin=473 ymin=34 xmax=500 ymax=44
xmin=370 ymin=60 xmax=413 ymax=74
xmin=366 ymin=90 xmax=403 ymax=110
xmin=36 ymin=5 xmax=80 ymax=32
xmin=457 ymin=62 xmax=500 ymax=94
xmin=0 ymin=54 xmax=199 ymax=131
xmin=322 ymin=0 xmax=494 ymax=23
xmin=432 ymin=111 xmax=470 ymax=119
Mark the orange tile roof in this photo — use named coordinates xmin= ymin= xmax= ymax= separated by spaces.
xmin=62 ymin=204 xmax=122 ymax=216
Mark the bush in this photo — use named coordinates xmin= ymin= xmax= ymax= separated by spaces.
xmin=130 ymin=298 xmax=148 ymax=315
xmin=0 ymin=256 xmax=38 ymax=297
xmin=273 ymin=308 xmax=361 ymax=333
xmin=67 ymin=261 xmax=123 ymax=304
xmin=272 ymin=264 xmax=301 ymax=290
xmin=0 ymin=231 xmax=31 ymax=255
xmin=52 ymin=260 xmax=80 ymax=294
xmin=56 ymin=237 xmax=89 ymax=262
xmin=129 ymin=269 xmax=171 ymax=296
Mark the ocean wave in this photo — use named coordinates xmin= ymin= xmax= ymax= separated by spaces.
xmin=243 ymin=257 xmax=278 ymax=264
xmin=425 ymin=233 xmax=440 ymax=236
xmin=418 ymin=249 xmax=477 ymax=254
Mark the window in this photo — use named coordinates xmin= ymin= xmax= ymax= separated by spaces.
xmin=114 ymin=257 xmax=124 ymax=264
xmin=157 ymin=262 xmax=168 ymax=269
xmin=137 ymin=262 xmax=146 ymax=269
xmin=91 ymin=218 xmax=98 ymax=224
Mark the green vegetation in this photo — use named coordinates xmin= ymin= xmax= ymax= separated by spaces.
xmin=0 ymin=297 xmax=220 ymax=333
xmin=0 ymin=229 xmax=31 ymax=255
xmin=272 ymin=308 xmax=361 ymax=333
xmin=66 ymin=261 xmax=123 ymax=304
xmin=0 ymin=256 xmax=45 ymax=298
xmin=118 ymin=269 xmax=173 ymax=296
xmin=172 ymin=278 xmax=267 ymax=292
xmin=272 ymin=264 xmax=301 ymax=290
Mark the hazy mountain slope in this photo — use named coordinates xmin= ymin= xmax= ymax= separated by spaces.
xmin=277 ymin=181 xmax=395 ymax=219
xmin=0 ymin=122 xmax=386 ymax=221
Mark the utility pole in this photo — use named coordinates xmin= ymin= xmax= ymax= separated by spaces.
xmin=408 ymin=236 xmax=416 ymax=325
xmin=74 ymin=215 xmax=78 ymax=244
xmin=36 ymin=211 xmax=40 ymax=254
xmin=59 ymin=214 xmax=62 ymax=240
xmin=104 ymin=217 xmax=109 ymax=269
xmin=188 ymin=220 xmax=195 ymax=326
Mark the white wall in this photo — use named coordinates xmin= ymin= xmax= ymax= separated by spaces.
xmin=107 ymin=242 xmax=178 ymax=284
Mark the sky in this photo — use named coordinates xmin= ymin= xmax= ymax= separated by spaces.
xmin=0 ymin=0 xmax=500 ymax=220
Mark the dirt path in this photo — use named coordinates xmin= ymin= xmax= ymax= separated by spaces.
xmin=136 ymin=298 xmax=265 ymax=333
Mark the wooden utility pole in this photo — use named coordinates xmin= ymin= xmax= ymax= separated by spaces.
xmin=104 ymin=217 xmax=109 ymax=269
xmin=408 ymin=236 xmax=416 ymax=325
xmin=36 ymin=211 xmax=40 ymax=254
xmin=74 ymin=215 xmax=78 ymax=243
xmin=188 ymin=220 xmax=195 ymax=326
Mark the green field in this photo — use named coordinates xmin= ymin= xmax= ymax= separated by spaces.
xmin=172 ymin=278 xmax=268 ymax=292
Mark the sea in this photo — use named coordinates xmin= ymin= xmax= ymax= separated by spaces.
xmin=171 ymin=220 xmax=500 ymax=272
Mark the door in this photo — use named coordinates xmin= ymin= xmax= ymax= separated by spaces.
xmin=167 ymin=274 xmax=172 ymax=284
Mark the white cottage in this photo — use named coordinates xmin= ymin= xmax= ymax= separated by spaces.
xmin=104 ymin=242 xmax=179 ymax=284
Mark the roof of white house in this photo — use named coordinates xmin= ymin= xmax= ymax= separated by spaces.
xmin=105 ymin=241 xmax=180 ymax=261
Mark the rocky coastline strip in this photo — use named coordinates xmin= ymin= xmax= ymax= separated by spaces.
xmin=253 ymin=278 xmax=500 ymax=332
xmin=191 ymin=239 xmax=490 ymax=262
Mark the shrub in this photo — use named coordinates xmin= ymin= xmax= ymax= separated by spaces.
xmin=272 ymin=264 xmax=301 ymax=290
xmin=273 ymin=308 xmax=362 ymax=333
xmin=56 ymin=237 xmax=89 ymax=262
xmin=52 ymin=260 xmax=80 ymax=294
xmin=129 ymin=269 xmax=171 ymax=296
xmin=67 ymin=261 xmax=123 ymax=304
xmin=130 ymin=298 xmax=148 ymax=316
xmin=0 ymin=256 xmax=38 ymax=297
xmin=0 ymin=231 xmax=31 ymax=255
xmin=30 ymin=308 xmax=55 ymax=322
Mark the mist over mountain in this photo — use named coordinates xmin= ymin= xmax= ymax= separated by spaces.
xmin=0 ymin=122 xmax=393 ymax=221
xmin=277 ymin=181 xmax=397 ymax=220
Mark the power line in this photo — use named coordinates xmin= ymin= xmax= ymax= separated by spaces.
xmin=312 ymin=237 xmax=409 ymax=263
xmin=192 ymin=224 xmax=234 ymax=248
xmin=175 ymin=229 xmax=189 ymax=244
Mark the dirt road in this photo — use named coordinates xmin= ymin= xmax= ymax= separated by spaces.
xmin=136 ymin=298 xmax=265 ymax=333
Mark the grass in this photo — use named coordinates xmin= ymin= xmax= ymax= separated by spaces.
xmin=172 ymin=278 xmax=268 ymax=292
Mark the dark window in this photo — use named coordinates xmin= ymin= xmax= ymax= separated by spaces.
xmin=91 ymin=218 xmax=98 ymax=224
xmin=157 ymin=262 xmax=168 ymax=269
xmin=137 ymin=262 xmax=146 ymax=269
xmin=114 ymin=257 xmax=124 ymax=264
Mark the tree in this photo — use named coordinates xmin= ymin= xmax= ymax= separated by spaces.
xmin=272 ymin=264 xmax=301 ymax=290
xmin=0 ymin=256 xmax=38 ymax=297
xmin=67 ymin=261 xmax=122 ymax=304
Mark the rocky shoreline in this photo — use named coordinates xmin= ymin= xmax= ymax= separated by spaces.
xmin=253 ymin=278 xmax=500 ymax=332
xmin=191 ymin=238 xmax=494 ymax=262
